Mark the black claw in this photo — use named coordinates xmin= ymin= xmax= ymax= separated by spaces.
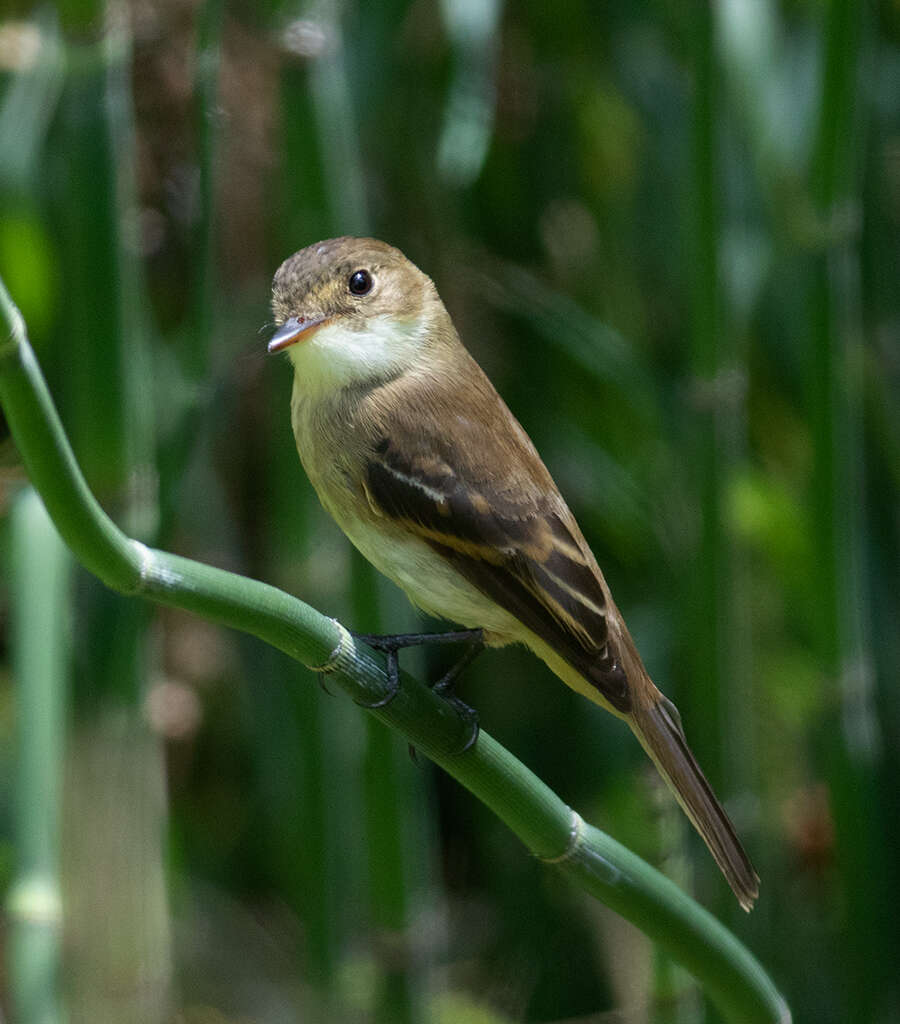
xmin=355 ymin=647 xmax=402 ymax=709
xmin=457 ymin=709 xmax=480 ymax=754
xmin=442 ymin=693 xmax=480 ymax=753
xmin=350 ymin=628 xmax=485 ymax=748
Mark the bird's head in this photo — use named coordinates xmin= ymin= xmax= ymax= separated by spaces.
xmin=269 ymin=237 xmax=449 ymax=396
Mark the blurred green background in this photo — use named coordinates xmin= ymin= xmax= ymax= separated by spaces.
xmin=0 ymin=0 xmax=898 ymax=1021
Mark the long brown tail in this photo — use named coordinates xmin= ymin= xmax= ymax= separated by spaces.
xmin=629 ymin=694 xmax=759 ymax=911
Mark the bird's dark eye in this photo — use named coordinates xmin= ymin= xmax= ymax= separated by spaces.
xmin=348 ymin=269 xmax=373 ymax=295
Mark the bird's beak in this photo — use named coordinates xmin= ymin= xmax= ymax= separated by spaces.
xmin=267 ymin=315 xmax=333 ymax=353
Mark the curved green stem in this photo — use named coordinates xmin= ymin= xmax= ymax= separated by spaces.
xmin=0 ymin=277 xmax=790 ymax=1024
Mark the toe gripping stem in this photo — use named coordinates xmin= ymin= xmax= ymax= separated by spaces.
xmin=351 ymin=629 xmax=484 ymax=752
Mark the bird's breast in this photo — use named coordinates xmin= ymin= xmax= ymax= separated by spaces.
xmin=288 ymin=382 xmax=523 ymax=642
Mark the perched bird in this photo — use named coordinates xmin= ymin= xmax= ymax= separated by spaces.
xmin=269 ymin=236 xmax=759 ymax=910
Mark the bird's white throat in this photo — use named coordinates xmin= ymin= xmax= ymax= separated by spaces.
xmin=287 ymin=313 xmax=427 ymax=398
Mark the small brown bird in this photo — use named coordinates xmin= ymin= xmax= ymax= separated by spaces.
xmin=269 ymin=236 xmax=759 ymax=910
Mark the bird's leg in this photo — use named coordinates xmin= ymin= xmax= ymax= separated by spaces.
xmin=351 ymin=629 xmax=484 ymax=750
xmin=432 ymin=637 xmax=484 ymax=696
xmin=352 ymin=628 xmax=483 ymax=651
xmin=402 ymin=635 xmax=484 ymax=762
xmin=432 ymin=638 xmax=484 ymax=753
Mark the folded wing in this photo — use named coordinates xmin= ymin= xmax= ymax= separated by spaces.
xmin=363 ymin=420 xmax=632 ymax=713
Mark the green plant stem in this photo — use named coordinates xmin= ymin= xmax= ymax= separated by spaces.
xmin=353 ymin=558 xmax=416 ymax=1024
xmin=807 ymin=2 xmax=885 ymax=1019
xmin=187 ymin=0 xmax=223 ymax=381
xmin=299 ymin=10 xmax=423 ymax=1016
xmin=7 ymin=489 xmax=71 ymax=1024
xmin=0 ymin=278 xmax=791 ymax=1024
xmin=687 ymin=0 xmax=725 ymax=789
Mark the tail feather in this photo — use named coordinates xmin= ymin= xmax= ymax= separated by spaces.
xmin=630 ymin=695 xmax=759 ymax=912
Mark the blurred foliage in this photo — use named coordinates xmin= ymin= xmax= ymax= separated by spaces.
xmin=0 ymin=0 xmax=898 ymax=1022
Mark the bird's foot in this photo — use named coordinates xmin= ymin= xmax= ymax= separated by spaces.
xmin=351 ymin=629 xmax=483 ymax=752
xmin=431 ymin=641 xmax=482 ymax=753
xmin=352 ymin=641 xmax=403 ymax=709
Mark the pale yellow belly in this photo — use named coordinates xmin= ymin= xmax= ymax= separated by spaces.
xmin=333 ymin=511 xmax=524 ymax=644
xmin=330 ymin=502 xmax=624 ymax=715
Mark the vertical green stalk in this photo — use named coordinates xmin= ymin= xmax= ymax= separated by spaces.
xmin=685 ymin=0 xmax=753 ymax=927
xmin=680 ymin=14 xmax=747 ymax=984
xmin=156 ymin=0 xmax=224 ymax=537
xmin=50 ymin=0 xmax=156 ymax=676
xmin=309 ymin=7 xmax=424 ymax=1015
xmin=0 ymin=9 xmax=64 ymax=195
xmin=680 ymin=10 xmax=757 ymax=1015
xmin=686 ymin=0 xmax=724 ymax=787
xmin=436 ymin=0 xmax=503 ymax=188
xmin=7 ymin=489 xmax=71 ymax=1024
xmin=303 ymin=0 xmax=369 ymax=237
xmin=355 ymin=568 xmax=423 ymax=1024
xmin=52 ymin=48 xmax=127 ymax=495
xmin=245 ymin=641 xmax=340 ymax=997
xmin=50 ymin=3 xmax=156 ymax=532
xmin=186 ymin=0 xmax=223 ymax=381
xmin=807 ymin=3 xmax=885 ymax=1020
xmin=362 ymin=720 xmax=418 ymax=1024
xmin=50 ymin=2 xmax=170 ymax=1018
xmin=275 ymin=3 xmax=428 ymax=1017
xmin=267 ymin=0 xmax=371 ymax=1006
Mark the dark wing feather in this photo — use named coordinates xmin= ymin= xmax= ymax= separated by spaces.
xmin=364 ymin=431 xmax=631 ymax=712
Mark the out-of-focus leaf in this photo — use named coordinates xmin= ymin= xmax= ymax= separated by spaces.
xmin=0 ymin=209 xmax=58 ymax=342
xmin=474 ymin=256 xmax=658 ymax=412
xmin=0 ymin=14 xmax=63 ymax=189
xmin=727 ymin=469 xmax=812 ymax=572
xmin=430 ymin=990 xmax=516 ymax=1024
xmin=437 ymin=0 xmax=503 ymax=186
